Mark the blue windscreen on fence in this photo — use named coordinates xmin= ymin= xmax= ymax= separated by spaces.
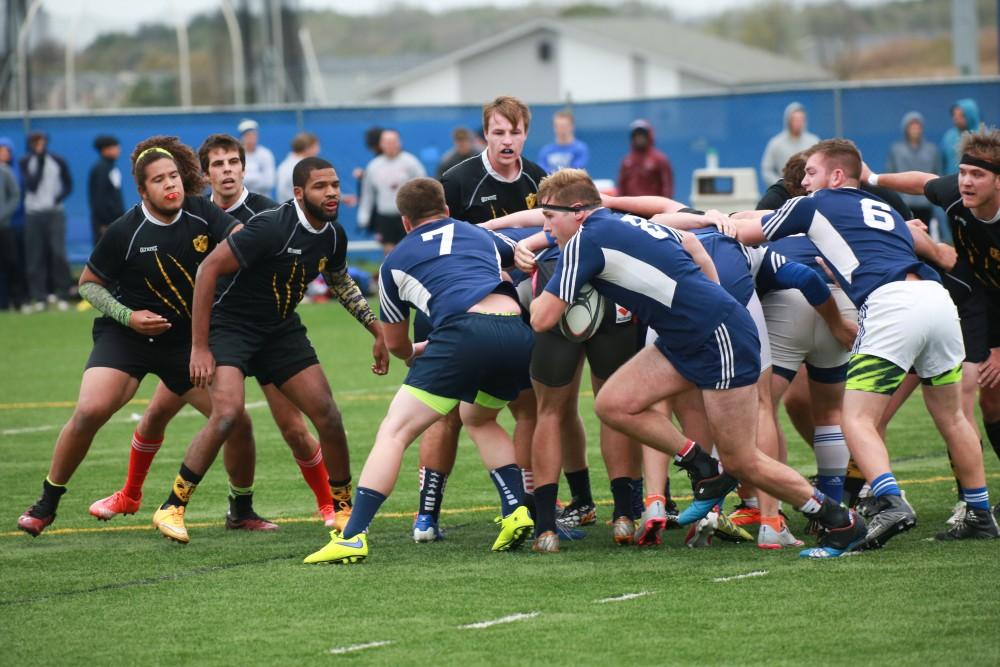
xmin=0 ymin=78 xmax=995 ymax=264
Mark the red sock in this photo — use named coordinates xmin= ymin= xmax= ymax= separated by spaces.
xmin=123 ymin=430 xmax=162 ymax=500
xmin=296 ymin=448 xmax=334 ymax=510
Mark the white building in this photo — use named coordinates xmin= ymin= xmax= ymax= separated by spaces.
xmin=361 ymin=17 xmax=830 ymax=106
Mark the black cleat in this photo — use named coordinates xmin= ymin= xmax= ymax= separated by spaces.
xmin=935 ymin=506 xmax=999 ymax=541
xmin=858 ymin=494 xmax=916 ymax=550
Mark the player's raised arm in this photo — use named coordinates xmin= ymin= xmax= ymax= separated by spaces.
xmin=863 ymin=165 xmax=937 ymax=196
xmin=478 ymin=208 xmax=545 ymax=230
xmin=601 ymin=193 xmax=685 ymax=217
xmin=323 ymin=265 xmax=389 ymax=375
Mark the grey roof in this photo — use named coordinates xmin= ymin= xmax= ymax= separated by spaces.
xmin=362 ymin=16 xmax=828 ymax=99
xmin=563 ymin=17 xmax=830 ymax=86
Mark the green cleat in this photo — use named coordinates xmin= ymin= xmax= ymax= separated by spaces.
xmin=491 ymin=505 xmax=534 ymax=552
xmin=303 ymin=530 xmax=368 ymax=564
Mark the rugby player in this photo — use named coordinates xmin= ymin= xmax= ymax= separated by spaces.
xmin=530 ymin=168 xmax=867 ymax=559
xmin=411 ymin=96 xmax=549 ymax=542
xmin=17 ymin=136 xmax=259 ymax=536
xmin=737 ymin=139 xmax=996 ymax=545
xmin=304 ymin=177 xmax=534 ymax=564
xmin=869 ymin=128 xmax=1000 ymax=531
xmin=151 ymin=157 xmax=388 ymax=544
xmin=89 ymin=134 xmax=352 ymax=528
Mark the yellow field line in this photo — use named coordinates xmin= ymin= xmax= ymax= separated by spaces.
xmin=4 ymin=472 xmax=995 ymax=539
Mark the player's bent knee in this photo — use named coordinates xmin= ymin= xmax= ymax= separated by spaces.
xmin=69 ymin=402 xmax=116 ymax=434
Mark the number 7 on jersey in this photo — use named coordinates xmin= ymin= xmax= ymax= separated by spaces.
xmin=421 ymin=223 xmax=455 ymax=255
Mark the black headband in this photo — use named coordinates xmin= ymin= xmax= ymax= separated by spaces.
xmin=961 ymin=153 xmax=1000 ymax=175
xmin=540 ymin=203 xmax=598 ymax=213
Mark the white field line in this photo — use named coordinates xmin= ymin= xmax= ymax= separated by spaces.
xmin=1 ymin=401 xmax=268 ymax=437
xmin=459 ymin=612 xmax=540 ymax=629
xmin=328 ymin=640 xmax=393 ymax=655
xmin=713 ymin=570 xmax=769 ymax=583
xmin=594 ymin=591 xmax=653 ymax=604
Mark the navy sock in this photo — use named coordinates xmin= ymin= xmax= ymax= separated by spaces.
xmin=610 ymin=477 xmax=632 ymax=520
xmin=490 ymin=464 xmax=524 ymax=518
xmin=534 ymin=483 xmax=559 ymax=535
xmin=629 ymin=478 xmax=644 ymax=520
xmin=961 ymin=486 xmax=990 ymax=511
xmin=341 ymin=486 xmax=386 ymax=538
xmin=418 ymin=467 xmax=447 ymax=520
xmin=564 ymin=468 xmax=593 ymax=505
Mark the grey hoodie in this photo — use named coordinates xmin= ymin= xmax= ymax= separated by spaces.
xmin=760 ymin=102 xmax=820 ymax=184
xmin=886 ymin=111 xmax=942 ymax=210
xmin=0 ymin=162 xmax=20 ymax=229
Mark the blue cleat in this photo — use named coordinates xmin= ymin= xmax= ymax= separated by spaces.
xmin=412 ymin=513 xmax=443 ymax=542
xmin=555 ymin=523 xmax=586 ymax=541
xmin=800 ymin=508 xmax=867 ymax=559
xmin=677 ymin=498 xmax=724 ymax=526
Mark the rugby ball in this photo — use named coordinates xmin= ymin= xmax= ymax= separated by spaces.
xmin=559 ymin=282 xmax=605 ymax=342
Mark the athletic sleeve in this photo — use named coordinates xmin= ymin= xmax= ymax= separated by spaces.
xmin=86 ymin=217 xmax=130 ymax=282
xmin=760 ymin=195 xmax=816 ymax=241
xmin=543 ymin=232 xmax=604 ymax=302
xmin=756 ymin=248 xmax=831 ymax=305
xmin=489 ymin=230 xmax=517 ymax=267
xmin=924 ymin=174 xmax=961 ymax=209
xmin=377 ymin=259 xmax=408 ymax=324
xmin=226 ymin=215 xmax=286 ymax=270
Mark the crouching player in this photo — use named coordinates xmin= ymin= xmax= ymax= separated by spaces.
xmin=529 ymin=169 xmax=866 ymax=558
xmin=304 ymin=177 xmax=535 ymax=564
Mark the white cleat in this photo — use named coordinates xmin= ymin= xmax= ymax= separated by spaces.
xmin=757 ymin=522 xmax=805 ymax=550
xmin=684 ymin=510 xmax=718 ymax=548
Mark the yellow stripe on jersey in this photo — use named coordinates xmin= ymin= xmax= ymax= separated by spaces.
xmin=154 ymin=252 xmax=190 ymax=317
xmin=144 ymin=277 xmax=182 ymax=317
xmin=167 ymin=253 xmax=195 ymax=288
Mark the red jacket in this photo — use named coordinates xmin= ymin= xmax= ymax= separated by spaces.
xmin=617 ymin=147 xmax=674 ymax=198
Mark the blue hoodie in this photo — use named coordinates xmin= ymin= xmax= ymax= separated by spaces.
xmin=941 ymin=98 xmax=981 ymax=174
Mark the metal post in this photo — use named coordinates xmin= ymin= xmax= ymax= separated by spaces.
xmin=270 ymin=0 xmax=285 ymax=102
xmin=219 ymin=0 xmax=246 ymax=106
xmin=951 ymin=0 xmax=979 ymax=76
xmin=16 ymin=0 xmax=45 ymax=113
xmin=174 ymin=10 xmax=192 ymax=108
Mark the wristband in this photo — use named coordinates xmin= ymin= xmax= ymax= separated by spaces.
xmin=867 ymin=172 xmax=879 ymax=186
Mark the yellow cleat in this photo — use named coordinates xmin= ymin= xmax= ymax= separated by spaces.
xmin=329 ymin=507 xmax=351 ymax=533
xmin=491 ymin=505 xmax=534 ymax=552
xmin=152 ymin=505 xmax=189 ymax=544
xmin=303 ymin=530 xmax=368 ymax=564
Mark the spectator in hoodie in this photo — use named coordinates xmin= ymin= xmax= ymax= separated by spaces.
xmin=537 ymin=109 xmax=589 ymax=174
xmin=942 ymin=98 xmax=982 ymax=175
xmin=0 ymin=137 xmax=25 ymax=311
xmin=617 ymin=119 xmax=673 ymax=198
xmin=19 ymin=131 xmax=72 ymax=311
xmin=886 ymin=112 xmax=942 ymax=227
xmin=357 ymin=128 xmax=426 ymax=254
xmin=87 ymin=135 xmax=125 ymax=244
xmin=760 ymin=102 xmax=819 ymax=186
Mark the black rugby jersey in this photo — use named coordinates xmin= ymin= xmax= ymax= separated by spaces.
xmin=87 ymin=197 xmax=237 ymax=340
xmin=214 ymin=200 xmax=347 ymax=324
xmin=441 ymin=150 xmax=547 ymax=224
xmin=926 ymin=175 xmax=1000 ymax=292
xmin=211 ymin=187 xmax=279 ymax=225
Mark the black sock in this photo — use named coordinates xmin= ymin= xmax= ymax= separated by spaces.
xmin=663 ymin=475 xmax=672 ymax=502
xmin=610 ymin=477 xmax=632 ymax=520
xmin=804 ymin=496 xmax=850 ymax=529
xmin=228 ymin=484 xmax=255 ymax=518
xmin=418 ymin=468 xmax=445 ymax=520
xmin=985 ymin=421 xmax=1000 ymax=464
xmin=523 ymin=492 xmax=536 ymax=519
xmin=33 ymin=478 xmax=67 ymax=517
xmin=162 ymin=463 xmax=203 ymax=509
xmin=534 ymin=483 xmax=558 ymax=535
xmin=629 ymin=478 xmax=644 ymax=519
xmin=564 ymin=468 xmax=593 ymax=506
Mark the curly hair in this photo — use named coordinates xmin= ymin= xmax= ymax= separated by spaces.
xmin=782 ymin=151 xmax=809 ymax=197
xmin=131 ymin=135 xmax=204 ymax=197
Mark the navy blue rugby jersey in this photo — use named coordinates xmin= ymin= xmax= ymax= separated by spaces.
xmin=761 ymin=187 xmax=937 ymax=307
xmin=378 ymin=216 xmax=516 ymax=329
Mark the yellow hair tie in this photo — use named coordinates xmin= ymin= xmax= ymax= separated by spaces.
xmin=136 ymin=147 xmax=174 ymax=162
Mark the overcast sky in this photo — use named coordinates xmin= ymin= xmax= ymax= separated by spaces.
xmin=37 ymin=0 xmax=888 ymax=49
